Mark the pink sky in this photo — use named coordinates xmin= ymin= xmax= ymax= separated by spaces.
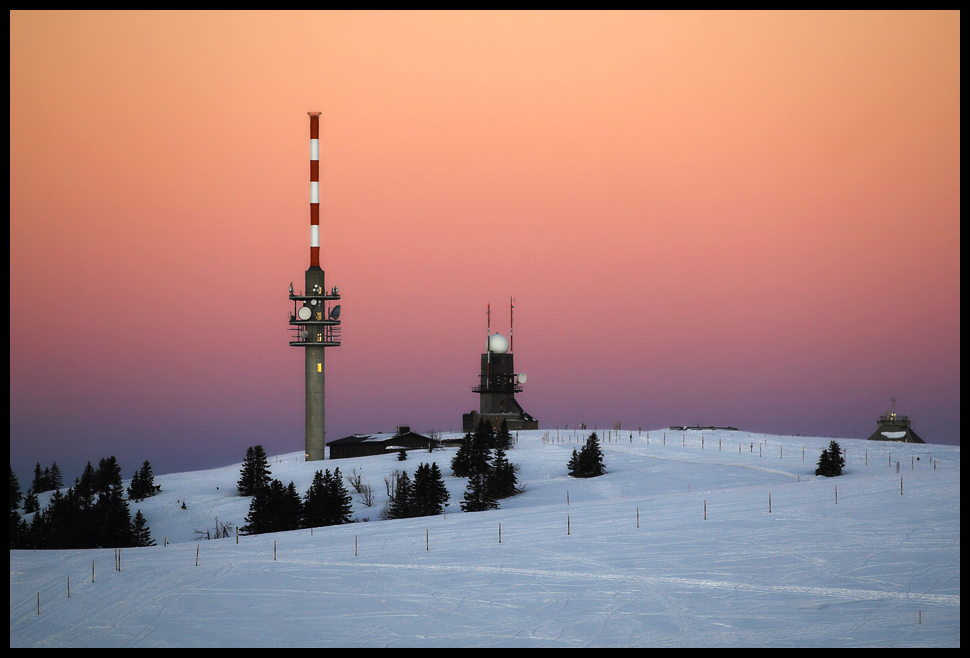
xmin=10 ymin=11 xmax=960 ymax=479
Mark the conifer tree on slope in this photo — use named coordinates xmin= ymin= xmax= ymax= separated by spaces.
xmin=568 ymin=432 xmax=606 ymax=478
xmin=238 ymin=445 xmax=272 ymax=496
xmin=324 ymin=467 xmax=353 ymax=526
xmin=488 ymin=446 xmax=520 ymax=499
xmin=10 ymin=467 xmax=24 ymax=548
xmin=450 ymin=431 xmax=475 ymax=477
xmin=303 ymin=469 xmax=329 ymax=528
xmin=815 ymin=440 xmax=846 ymax=477
xmin=131 ymin=510 xmax=156 ymax=547
xmin=495 ymin=419 xmax=514 ymax=451
xmin=460 ymin=470 xmax=498 ymax=512
xmin=128 ymin=460 xmax=161 ymax=501
xmin=385 ymin=470 xmax=414 ymax=520
xmin=428 ymin=462 xmax=450 ymax=513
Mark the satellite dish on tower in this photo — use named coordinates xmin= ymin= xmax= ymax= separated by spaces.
xmin=517 ymin=373 xmax=527 ymax=384
xmin=297 ymin=306 xmax=313 ymax=321
xmin=329 ymin=305 xmax=341 ymax=321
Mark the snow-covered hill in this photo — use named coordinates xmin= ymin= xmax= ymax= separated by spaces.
xmin=9 ymin=429 xmax=960 ymax=647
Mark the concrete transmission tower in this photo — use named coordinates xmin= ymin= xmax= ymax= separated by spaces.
xmin=288 ymin=112 xmax=342 ymax=460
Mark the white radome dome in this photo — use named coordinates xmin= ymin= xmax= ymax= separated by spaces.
xmin=488 ymin=333 xmax=510 ymax=354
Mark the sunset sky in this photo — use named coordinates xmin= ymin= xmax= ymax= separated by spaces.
xmin=10 ymin=11 xmax=960 ymax=480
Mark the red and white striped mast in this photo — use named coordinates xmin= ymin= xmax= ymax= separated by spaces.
xmin=308 ymin=111 xmax=321 ymax=268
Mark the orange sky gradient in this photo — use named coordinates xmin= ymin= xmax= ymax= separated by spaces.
xmin=10 ymin=11 xmax=960 ymax=479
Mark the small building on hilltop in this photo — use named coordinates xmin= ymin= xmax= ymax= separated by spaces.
xmin=328 ymin=426 xmax=436 ymax=459
xmin=866 ymin=398 xmax=925 ymax=443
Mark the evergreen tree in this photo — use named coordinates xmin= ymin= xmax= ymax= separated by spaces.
xmin=495 ymin=419 xmax=514 ymax=451
xmin=128 ymin=460 xmax=160 ymax=500
xmin=237 ymin=445 xmax=272 ymax=496
xmin=385 ymin=471 xmax=414 ymax=520
xmin=450 ymin=431 xmax=475 ymax=477
xmin=95 ymin=482 xmax=134 ymax=547
xmin=95 ymin=456 xmax=123 ymax=498
xmin=428 ymin=462 xmax=450 ymax=513
xmin=75 ymin=462 xmax=98 ymax=515
xmin=48 ymin=462 xmax=63 ymax=491
xmin=302 ymin=470 xmax=329 ymax=528
xmin=131 ymin=510 xmax=156 ymax=547
xmin=31 ymin=463 xmax=45 ymax=494
xmin=22 ymin=487 xmax=39 ymax=515
xmin=410 ymin=463 xmax=432 ymax=517
xmin=280 ymin=481 xmax=304 ymax=531
xmin=242 ymin=478 xmax=292 ymax=534
xmin=325 ymin=467 xmax=353 ymax=526
xmin=10 ymin=467 xmax=24 ymax=549
xmin=488 ymin=446 xmax=520 ymax=499
xmin=815 ymin=440 xmax=846 ymax=477
xmin=460 ymin=471 xmax=497 ymax=513
xmin=568 ymin=432 xmax=606 ymax=478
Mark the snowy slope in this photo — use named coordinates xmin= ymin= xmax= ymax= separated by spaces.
xmin=9 ymin=429 xmax=960 ymax=647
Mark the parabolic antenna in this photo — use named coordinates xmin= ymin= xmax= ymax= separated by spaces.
xmin=297 ymin=306 xmax=313 ymax=321
xmin=329 ymin=305 xmax=341 ymax=321
xmin=488 ymin=333 xmax=509 ymax=354
xmin=517 ymin=373 xmax=527 ymax=384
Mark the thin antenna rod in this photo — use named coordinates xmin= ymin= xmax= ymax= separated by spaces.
xmin=486 ymin=303 xmax=491 ymax=387
xmin=510 ymin=296 xmax=515 ymax=353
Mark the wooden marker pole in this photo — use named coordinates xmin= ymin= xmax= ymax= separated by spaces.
xmin=196 ymin=544 xmax=200 ymax=566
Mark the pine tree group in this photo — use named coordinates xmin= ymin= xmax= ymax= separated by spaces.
xmin=240 ymin=466 xmax=355 ymax=535
xmin=815 ymin=440 xmax=845 ymax=477
xmin=127 ymin=460 xmax=161 ymax=501
xmin=10 ymin=456 xmax=155 ymax=549
xmin=381 ymin=463 xmax=451 ymax=520
xmin=452 ymin=419 xmax=521 ymax=512
xmin=568 ymin=432 xmax=607 ymax=478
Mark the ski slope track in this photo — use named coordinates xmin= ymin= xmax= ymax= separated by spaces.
xmin=10 ymin=429 xmax=960 ymax=647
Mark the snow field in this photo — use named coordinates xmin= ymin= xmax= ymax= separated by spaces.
xmin=10 ymin=429 xmax=960 ymax=646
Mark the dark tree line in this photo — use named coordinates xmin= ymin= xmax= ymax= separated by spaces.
xmin=452 ymin=419 xmax=521 ymax=512
xmin=380 ymin=462 xmax=451 ymax=520
xmin=10 ymin=457 xmax=157 ymax=550
xmin=568 ymin=432 xmax=606 ymax=478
